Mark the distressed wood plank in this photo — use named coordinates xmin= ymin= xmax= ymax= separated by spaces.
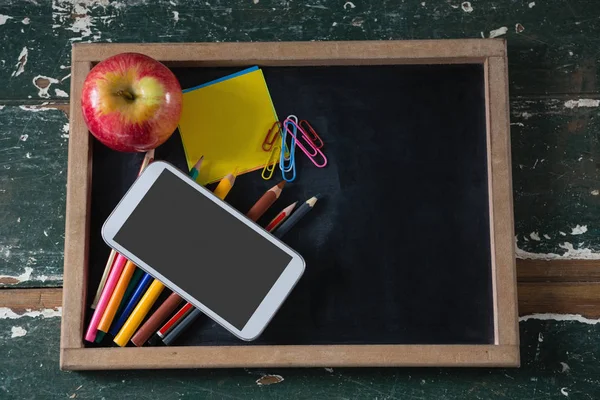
xmin=518 ymin=259 xmax=600 ymax=282
xmin=511 ymin=97 xmax=600 ymax=257
xmin=0 ymin=105 xmax=68 ymax=287
xmin=1 ymin=315 xmax=599 ymax=397
xmin=0 ymin=288 xmax=61 ymax=311
xmin=1 ymin=0 xmax=599 ymax=100
xmin=519 ymin=282 xmax=600 ymax=318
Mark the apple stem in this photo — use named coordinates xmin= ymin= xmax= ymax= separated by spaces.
xmin=116 ymin=89 xmax=135 ymax=101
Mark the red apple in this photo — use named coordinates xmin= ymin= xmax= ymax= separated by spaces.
xmin=81 ymin=53 xmax=182 ymax=152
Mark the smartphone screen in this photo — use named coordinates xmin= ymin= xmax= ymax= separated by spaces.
xmin=113 ymin=169 xmax=292 ymax=330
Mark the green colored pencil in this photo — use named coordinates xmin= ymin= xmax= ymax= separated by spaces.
xmin=190 ymin=155 xmax=204 ymax=181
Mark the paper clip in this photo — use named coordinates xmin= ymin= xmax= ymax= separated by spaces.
xmin=299 ymin=120 xmax=324 ymax=149
xmin=279 ymin=117 xmax=297 ymax=182
xmin=262 ymin=121 xmax=282 ymax=152
xmin=283 ymin=119 xmax=328 ymax=168
xmin=261 ymin=144 xmax=280 ymax=180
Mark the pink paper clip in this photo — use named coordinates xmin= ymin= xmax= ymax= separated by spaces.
xmin=282 ymin=118 xmax=327 ymax=168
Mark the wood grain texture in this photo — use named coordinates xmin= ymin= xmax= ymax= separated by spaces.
xmin=517 ymin=259 xmax=600 ymax=282
xmin=2 ymin=316 xmax=599 ymax=397
xmin=60 ymin=61 xmax=91 ymax=351
xmin=518 ymin=282 xmax=600 ymax=318
xmin=61 ymin=345 xmax=519 ymax=370
xmin=72 ymin=40 xmax=504 ymax=64
xmin=0 ymin=288 xmax=61 ymax=311
xmin=487 ymin=55 xmax=519 ymax=347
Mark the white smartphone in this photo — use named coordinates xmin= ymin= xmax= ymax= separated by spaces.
xmin=101 ymin=161 xmax=305 ymax=341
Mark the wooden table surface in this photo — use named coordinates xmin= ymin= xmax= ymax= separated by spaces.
xmin=1 ymin=0 xmax=599 ymax=398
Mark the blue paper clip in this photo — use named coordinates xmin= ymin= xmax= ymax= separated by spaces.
xmin=280 ymin=116 xmax=297 ymax=182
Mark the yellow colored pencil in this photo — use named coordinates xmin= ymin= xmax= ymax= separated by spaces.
xmin=113 ymin=170 xmax=234 ymax=347
xmin=213 ymin=173 xmax=236 ymax=200
xmin=98 ymin=260 xmax=136 ymax=333
xmin=114 ymin=279 xmax=165 ymax=347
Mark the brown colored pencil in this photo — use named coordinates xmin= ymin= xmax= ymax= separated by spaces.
xmin=246 ymin=181 xmax=285 ymax=222
xmin=131 ymin=292 xmax=183 ymax=346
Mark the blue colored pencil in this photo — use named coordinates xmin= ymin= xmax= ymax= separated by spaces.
xmin=108 ymin=273 xmax=153 ymax=336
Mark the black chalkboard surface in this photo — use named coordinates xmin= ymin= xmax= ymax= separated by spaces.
xmin=87 ymin=64 xmax=493 ymax=347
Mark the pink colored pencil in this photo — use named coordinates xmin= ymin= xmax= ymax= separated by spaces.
xmin=84 ymin=254 xmax=128 ymax=342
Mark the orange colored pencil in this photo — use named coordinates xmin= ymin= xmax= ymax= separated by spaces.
xmin=98 ymin=260 xmax=137 ymax=333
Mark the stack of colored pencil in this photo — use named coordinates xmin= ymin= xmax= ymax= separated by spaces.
xmin=86 ymin=153 xmax=319 ymax=347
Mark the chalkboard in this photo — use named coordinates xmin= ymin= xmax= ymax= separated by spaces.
xmin=86 ymin=64 xmax=494 ymax=347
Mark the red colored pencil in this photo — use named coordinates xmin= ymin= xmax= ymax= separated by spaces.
xmin=157 ymin=303 xmax=194 ymax=338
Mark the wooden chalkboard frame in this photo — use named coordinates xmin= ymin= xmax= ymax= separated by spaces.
xmin=60 ymin=40 xmax=518 ymax=370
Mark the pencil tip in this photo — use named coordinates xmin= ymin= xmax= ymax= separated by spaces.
xmin=193 ymin=155 xmax=204 ymax=168
xmin=276 ymin=181 xmax=285 ymax=189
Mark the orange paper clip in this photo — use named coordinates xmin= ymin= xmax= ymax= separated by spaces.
xmin=262 ymin=121 xmax=282 ymax=152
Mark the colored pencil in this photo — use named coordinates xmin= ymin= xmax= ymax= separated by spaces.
xmin=159 ymin=199 xmax=293 ymax=345
xmin=85 ymin=253 xmax=128 ymax=342
xmin=190 ymin=155 xmax=204 ymax=182
xmin=114 ymin=279 xmax=165 ymax=347
xmin=114 ymin=268 xmax=144 ymax=319
xmin=157 ymin=303 xmax=194 ymax=338
xmin=91 ymin=150 xmax=154 ymax=309
xmin=131 ymin=292 xmax=183 ymax=346
xmin=162 ymin=308 xmax=202 ymax=345
xmin=98 ymin=260 xmax=136 ymax=333
xmin=117 ymin=167 xmax=233 ymax=346
xmin=274 ymin=195 xmax=319 ymax=239
xmin=246 ymin=181 xmax=285 ymax=222
xmin=265 ymin=201 xmax=297 ymax=232
xmin=213 ymin=173 xmax=236 ymax=200
xmin=91 ymin=250 xmax=116 ymax=309
xmin=109 ymin=272 xmax=153 ymax=336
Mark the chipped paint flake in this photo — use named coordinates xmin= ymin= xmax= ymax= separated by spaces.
xmin=528 ymin=1 xmax=535 ymax=7
xmin=25 ymin=152 xmax=32 ymax=159
xmin=343 ymin=2 xmax=356 ymax=10
xmin=324 ymin=367 xmax=334 ymax=373
xmin=10 ymin=326 xmax=27 ymax=338
xmin=0 ymin=14 xmax=13 ymax=25
xmin=489 ymin=26 xmax=508 ymax=38
xmin=256 ymin=374 xmax=284 ymax=386
xmin=11 ymin=47 xmax=28 ymax=77
xmin=529 ymin=232 xmax=541 ymax=241
xmin=520 ymin=313 xmax=600 ymax=324
xmin=571 ymin=225 xmax=588 ymax=235
xmin=515 ymin=23 xmax=525 ymax=33
xmin=561 ymin=388 xmax=569 ymax=397
xmin=461 ymin=2 xmax=473 ymax=13
xmin=0 ymin=307 xmax=62 ymax=319
xmin=32 ymin=75 xmax=60 ymax=98
xmin=560 ymin=362 xmax=571 ymax=373
xmin=21 ymin=17 xmax=30 ymax=25
xmin=253 ymin=0 xmax=259 ymax=3
xmin=591 ymin=190 xmax=599 ymax=196
xmin=543 ymin=234 xmax=551 ymax=240
xmin=559 ymin=231 xmax=567 ymax=236
xmin=55 ymin=88 xmax=69 ymax=98
xmin=19 ymin=134 xmax=28 ymax=141
xmin=564 ymin=99 xmax=600 ymax=108
xmin=18 ymin=105 xmax=53 ymax=112
xmin=172 ymin=11 xmax=179 ymax=22
xmin=0 ymin=267 xmax=33 ymax=284
xmin=517 ymin=242 xmax=600 ymax=260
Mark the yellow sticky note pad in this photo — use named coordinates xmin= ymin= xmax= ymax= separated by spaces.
xmin=178 ymin=67 xmax=278 ymax=185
